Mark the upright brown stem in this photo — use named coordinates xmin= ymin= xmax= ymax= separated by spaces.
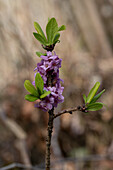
xmin=45 ymin=107 xmax=54 ymax=170
xmin=45 ymin=69 xmax=54 ymax=170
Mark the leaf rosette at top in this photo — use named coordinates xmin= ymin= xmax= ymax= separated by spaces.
xmin=82 ymin=82 xmax=105 ymax=112
xmin=33 ymin=17 xmax=66 ymax=49
xmin=34 ymin=22 xmax=47 ymax=41
xmin=46 ymin=18 xmax=58 ymax=44
xmin=24 ymin=73 xmax=51 ymax=102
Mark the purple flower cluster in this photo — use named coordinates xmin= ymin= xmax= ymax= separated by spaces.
xmin=33 ymin=51 xmax=64 ymax=111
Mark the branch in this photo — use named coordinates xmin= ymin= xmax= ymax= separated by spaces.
xmin=0 ymin=109 xmax=31 ymax=166
xmin=45 ymin=107 xmax=54 ymax=170
xmin=2 ymin=154 xmax=113 ymax=170
xmin=45 ymin=73 xmax=55 ymax=170
xmin=54 ymin=107 xmax=80 ymax=119
xmin=0 ymin=163 xmax=38 ymax=170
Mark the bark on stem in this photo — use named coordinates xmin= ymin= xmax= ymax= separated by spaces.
xmin=45 ymin=107 xmax=54 ymax=170
xmin=54 ymin=107 xmax=78 ymax=118
xmin=45 ymin=106 xmax=82 ymax=169
xmin=54 ymin=105 xmax=87 ymax=119
xmin=45 ymin=71 xmax=54 ymax=170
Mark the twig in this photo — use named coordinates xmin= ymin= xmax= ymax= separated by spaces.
xmin=15 ymin=139 xmax=31 ymax=166
xmin=45 ymin=106 xmax=81 ymax=169
xmin=0 ymin=108 xmax=31 ymax=166
xmin=0 ymin=163 xmax=38 ymax=170
xmin=44 ymin=105 xmax=86 ymax=169
xmin=45 ymin=107 xmax=54 ymax=170
xmin=45 ymin=71 xmax=55 ymax=170
xmin=54 ymin=107 xmax=80 ymax=119
xmin=1 ymin=154 xmax=113 ymax=170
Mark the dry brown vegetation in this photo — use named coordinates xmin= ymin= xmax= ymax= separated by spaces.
xmin=0 ymin=0 xmax=113 ymax=169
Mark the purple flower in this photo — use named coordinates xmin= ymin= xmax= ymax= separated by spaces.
xmin=34 ymin=51 xmax=64 ymax=111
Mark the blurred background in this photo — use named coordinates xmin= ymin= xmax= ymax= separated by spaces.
xmin=0 ymin=0 xmax=113 ymax=169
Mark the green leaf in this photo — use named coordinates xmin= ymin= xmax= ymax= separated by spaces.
xmin=83 ymin=94 xmax=87 ymax=104
xmin=40 ymin=91 xmax=51 ymax=99
xmin=43 ymin=90 xmax=47 ymax=94
xmin=35 ymin=73 xmax=44 ymax=95
xmin=46 ymin=18 xmax=58 ymax=44
xmin=34 ymin=22 xmax=47 ymax=41
xmin=86 ymin=82 xmax=100 ymax=104
xmin=25 ymin=94 xmax=38 ymax=102
xmin=24 ymin=80 xmax=38 ymax=96
xmin=36 ymin=52 xmax=46 ymax=57
xmin=53 ymin=33 xmax=60 ymax=44
xmin=87 ymin=102 xmax=103 ymax=111
xmin=33 ymin=33 xmax=47 ymax=45
xmin=90 ymin=89 xmax=105 ymax=103
xmin=58 ymin=25 xmax=66 ymax=31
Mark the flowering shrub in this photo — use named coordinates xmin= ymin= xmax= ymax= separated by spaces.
xmin=24 ymin=17 xmax=106 ymax=112
xmin=24 ymin=17 xmax=106 ymax=170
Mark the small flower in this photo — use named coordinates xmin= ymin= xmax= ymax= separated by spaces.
xmin=34 ymin=51 xmax=64 ymax=111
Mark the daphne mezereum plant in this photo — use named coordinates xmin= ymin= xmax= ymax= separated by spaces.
xmin=24 ymin=18 xmax=105 ymax=170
